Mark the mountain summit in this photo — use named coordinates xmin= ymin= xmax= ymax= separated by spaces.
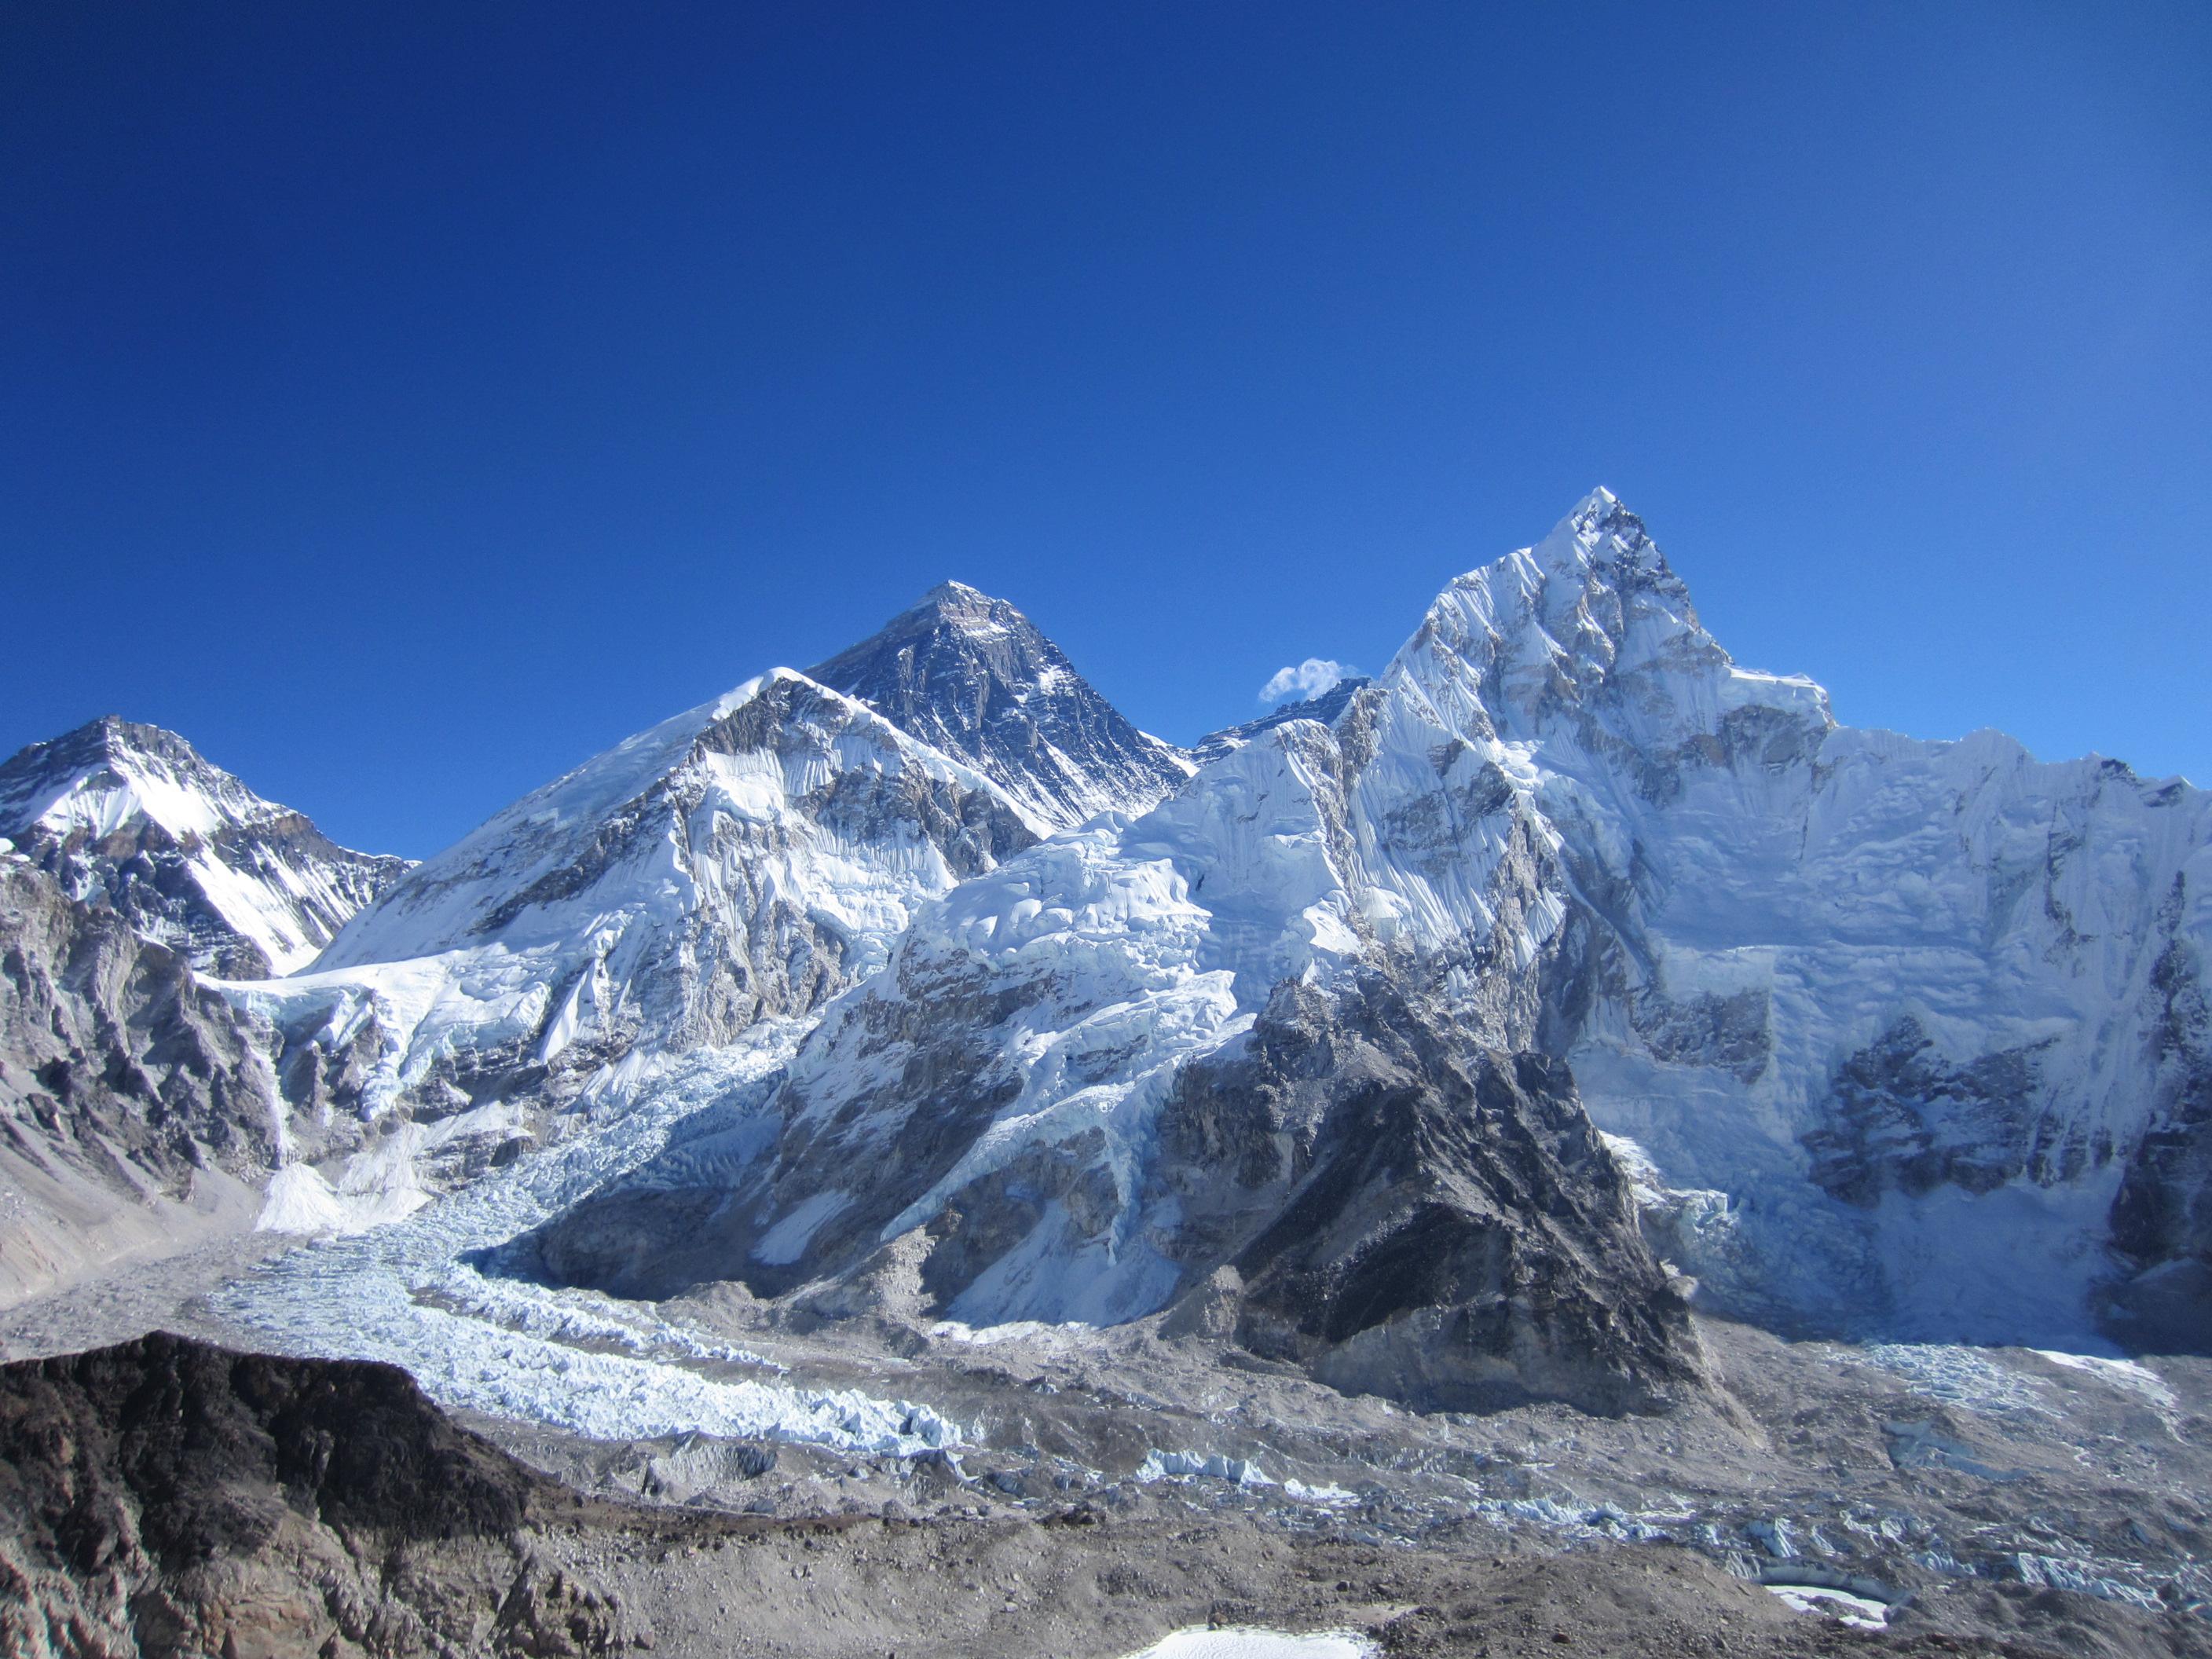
xmin=807 ymin=581 xmax=1192 ymax=831
xmin=0 ymin=716 xmax=408 ymax=977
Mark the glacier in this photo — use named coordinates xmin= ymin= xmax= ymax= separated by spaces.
xmin=208 ymin=1023 xmax=971 ymax=1454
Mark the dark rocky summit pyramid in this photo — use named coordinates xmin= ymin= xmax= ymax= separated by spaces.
xmin=808 ymin=580 xmax=1193 ymax=831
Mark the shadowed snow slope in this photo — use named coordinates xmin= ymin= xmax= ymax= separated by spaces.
xmin=530 ymin=491 xmax=2212 ymax=1360
xmin=0 ymin=717 xmax=409 ymax=978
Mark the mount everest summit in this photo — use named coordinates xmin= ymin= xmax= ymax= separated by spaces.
xmin=2 ymin=492 xmax=2207 ymax=1401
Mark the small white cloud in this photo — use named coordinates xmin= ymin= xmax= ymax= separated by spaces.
xmin=1258 ymin=657 xmax=1353 ymax=706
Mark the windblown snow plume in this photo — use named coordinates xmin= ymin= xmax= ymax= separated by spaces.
xmin=1258 ymin=658 xmax=1353 ymax=705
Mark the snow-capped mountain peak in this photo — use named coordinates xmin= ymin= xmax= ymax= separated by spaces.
xmin=215 ymin=588 xmax=1212 ymax=1229
xmin=806 ymin=583 xmax=1194 ymax=832
xmin=0 ymin=716 xmax=408 ymax=976
xmin=217 ymin=664 xmax=1046 ymax=1231
xmin=533 ymin=490 xmax=2212 ymax=1362
xmin=1388 ymin=492 xmax=1831 ymax=775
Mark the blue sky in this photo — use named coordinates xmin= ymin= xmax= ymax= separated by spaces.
xmin=2 ymin=2 xmax=2206 ymax=858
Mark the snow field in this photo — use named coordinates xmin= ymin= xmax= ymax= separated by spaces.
xmin=1118 ymin=1632 xmax=1375 ymax=1659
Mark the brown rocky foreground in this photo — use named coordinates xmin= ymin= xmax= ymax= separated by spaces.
xmin=2 ymin=1334 xmax=2206 ymax=1659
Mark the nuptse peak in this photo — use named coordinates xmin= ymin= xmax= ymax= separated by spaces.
xmin=1 ymin=490 xmax=2207 ymax=1391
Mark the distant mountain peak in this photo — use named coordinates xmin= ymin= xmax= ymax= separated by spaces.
xmin=10 ymin=713 xmax=198 ymax=780
xmin=0 ymin=716 xmax=408 ymax=977
xmin=1535 ymin=487 xmax=1675 ymax=587
xmin=919 ymin=578 xmax=990 ymax=607
xmin=806 ymin=585 xmax=1192 ymax=831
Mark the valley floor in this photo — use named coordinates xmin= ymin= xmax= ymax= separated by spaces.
xmin=3 ymin=1233 xmax=2210 ymax=1657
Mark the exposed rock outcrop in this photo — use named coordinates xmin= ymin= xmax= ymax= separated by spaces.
xmin=0 ymin=1331 xmax=632 ymax=1659
xmin=533 ymin=967 xmax=1702 ymax=1419
xmin=0 ymin=860 xmax=284 ymax=1304
xmin=2104 ymin=888 xmax=2212 ymax=1351
xmin=1163 ymin=974 xmax=1701 ymax=1415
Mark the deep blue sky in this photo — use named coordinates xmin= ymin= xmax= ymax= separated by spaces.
xmin=3 ymin=2 xmax=2207 ymax=858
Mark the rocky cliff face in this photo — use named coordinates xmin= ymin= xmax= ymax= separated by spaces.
xmin=0 ymin=718 xmax=410 ymax=979
xmin=1157 ymin=974 xmax=1698 ymax=1416
xmin=807 ymin=580 xmax=1193 ymax=831
xmin=0 ymin=1331 xmax=633 ymax=1659
xmin=2103 ymin=895 xmax=2212 ymax=1351
xmin=0 ymin=859 xmax=286 ymax=1303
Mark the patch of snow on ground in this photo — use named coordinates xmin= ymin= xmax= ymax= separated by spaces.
xmin=1138 ymin=1449 xmax=1273 ymax=1486
xmin=1281 ymin=1479 xmax=1359 ymax=1505
xmin=1764 ymin=1585 xmax=1889 ymax=1630
xmin=213 ymin=1025 xmax=971 ymax=1457
xmin=2034 ymin=1350 xmax=2181 ymax=1415
xmin=1120 ymin=1631 xmax=1375 ymax=1659
xmin=929 ymin=1318 xmax=1096 ymax=1348
xmin=255 ymin=1163 xmax=416 ymax=1235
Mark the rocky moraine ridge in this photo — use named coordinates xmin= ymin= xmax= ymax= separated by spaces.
xmin=1 ymin=493 xmax=2209 ymax=1657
